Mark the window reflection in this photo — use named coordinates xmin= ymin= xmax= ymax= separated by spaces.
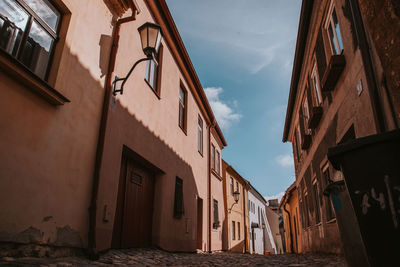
xmin=20 ymin=20 xmax=53 ymax=79
xmin=22 ymin=0 xmax=59 ymax=31
xmin=0 ymin=0 xmax=28 ymax=55
xmin=0 ymin=0 xmax=59 ymax=80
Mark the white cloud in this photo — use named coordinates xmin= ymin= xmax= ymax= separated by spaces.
xmin=265 ymin=191 xmax=285 ymax=203
xmin=275 ymin=154 xmax=294 ymax=168
xmin=167 ymin=0 xmax=301 ymax=75
xmin=204 ymin=87 xmax=242 ymax=131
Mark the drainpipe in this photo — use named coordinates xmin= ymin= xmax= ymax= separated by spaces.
xmin=88 ymin=2 xmax=137 ymax=258
xmin=207 ymin=120 xmax=215 ymax=252
xmin=349 ymin=0 xmax=386 ymax=133
xmin=283 ymin=203 xmax=294 ymax=253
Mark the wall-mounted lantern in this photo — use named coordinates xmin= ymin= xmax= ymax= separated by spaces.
xmin=228 ymin=190 xmax=240 ymax=213
xmin=113 ymin=22 xmax=163 ymax=96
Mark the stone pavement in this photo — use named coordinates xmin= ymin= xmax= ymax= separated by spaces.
xmin=0 ymin=248 xmax=346 ymax=266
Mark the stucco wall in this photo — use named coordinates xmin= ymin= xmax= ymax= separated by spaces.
xmin=0 ymin=0 xmax=113 ymax=248
xmin=95 ymin=0 xmax=220 ymax=252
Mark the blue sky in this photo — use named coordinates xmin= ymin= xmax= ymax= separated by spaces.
xmin=166 ymin=0 xmax=302 ymax=200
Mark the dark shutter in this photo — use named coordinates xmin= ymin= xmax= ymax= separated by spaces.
xmin=174 ymin=177 xmax=184 ymax=218
xmin=213 ymin=199 xmax=219 ymax=228
xmin=315 ymin=28 xmax=327 ymax=79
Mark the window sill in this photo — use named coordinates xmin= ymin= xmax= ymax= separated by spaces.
xmin=144 ymin=78 xmax=161 ymax=99
xmin=326 ymin=218 xmax=336 ymax=224
xmin=321 ymin=54 xmax=346 ymax=92
xmin=211 ymin=169 xmax=222 ymax=181
xmin=0 ymin=49 xmax=70 ymax=105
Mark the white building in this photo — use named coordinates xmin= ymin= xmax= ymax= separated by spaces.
xmin=248 ymin=185 xmax=277 ymax=254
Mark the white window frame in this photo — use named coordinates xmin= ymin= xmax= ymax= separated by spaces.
xmin=311 ymin=63 xmax=323 ymax=105
xmin=325 ymin=4 xmax=344 ymax=55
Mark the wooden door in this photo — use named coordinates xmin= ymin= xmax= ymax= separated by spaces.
xmin=112 ymin=153 xmax=155 ymax=248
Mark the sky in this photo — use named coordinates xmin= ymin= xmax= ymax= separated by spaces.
xmin=166 ymin=0 xmax=302 ymax=201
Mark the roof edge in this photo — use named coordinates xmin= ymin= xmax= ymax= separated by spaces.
xmin=282 ymin=0 xmax=314 ymax=142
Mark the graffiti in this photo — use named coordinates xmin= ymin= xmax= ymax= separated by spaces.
xmin=355 ymin=175 xmax=399 ymax=229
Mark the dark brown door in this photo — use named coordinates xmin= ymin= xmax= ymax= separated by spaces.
xmin=112 ymin=153 xmax=155 ymax=248
xmin=196 ymin=198 xmax=203 ymax=249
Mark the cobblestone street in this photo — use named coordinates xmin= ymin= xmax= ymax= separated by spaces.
xmin=0 ymin=248 xmax=346 ymax=266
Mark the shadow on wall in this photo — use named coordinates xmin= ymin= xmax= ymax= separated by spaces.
xmin=96 ymin=87 xmax=201 ymax=252
xmin=0 ymin=42 xmax=110 ymax=253
xmin=230 ymin=240 xmax=246 ymax=253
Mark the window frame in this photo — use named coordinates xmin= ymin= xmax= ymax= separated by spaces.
xmin=311 ymin=63 xmax=323 ymax=106
xmin=312 ymin=178 xmax=321 ymax=225
xmin=215 ymin=150 xmax=220 ymax=175
xmin=237 ymin=222 xmax=240 ymax=240
xmin=213 ymin=199 xmax=219 ymax=229
xmin=232 ymin=220 xmax=236 ymax=240
xmin=230 ymin=177 xmax=234 ymax=196
xmin=144 ymin=43 xmax=163 ymax=97
xmin=325 ymin=5 xmax=344 ymax=55
xmin=173 ymin=177 xmax=184 ymax=219
xmin=211 ymin=144 xmax=215 ymax=170
xmin=322 ymin=164 xmax=336 ymax=221
xmin=178 ymin=84 xmax=187 ymax=133
xmin=0 ymin=0 xmax=61 ymax=80
xmin=198 ymin=115 xmax=203 ymax=155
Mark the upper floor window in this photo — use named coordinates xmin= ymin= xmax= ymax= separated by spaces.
xmin=302 ymin=93 xmax=310 ymax=125
xmin=326 ymin=7 xmax=343 ymax=55
xmin=215 ymin=150 xmax=220 ymax=174
xmin=311 ymin=64 xmax=322 ymax=105
xmin=230 ymin=177 xmax=234 ymax=195
xmin=0 ymin=0 xmax=60 ymax=80
xmin=198 ymin=116 xmax=203 ymax=155
xmin=296 ymin=124 xmax=302 ymax=152
xmin=145 ymin=44 xmax=163 ymax=95
xmin=236 ymin=181 xmax=239 ymax=193
xmin=211 ymin=144 xmax=215 ymax=170
xmin=178 ymin=85 xmax=187 ymax=132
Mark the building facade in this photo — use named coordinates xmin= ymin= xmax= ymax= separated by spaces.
xmin=221 ymin=160 xmax=249 ymax=253
xmin=0 ymin=0 xmax=227 ymax=255
xmin=265 ymin=205 xmax=284 ymax=254
xmin=248 ymin=185 xmax=276 ymax=254
xmin=280 ymin=182 xmax=302 ymax=254
xmin=283 ymin=0 xmax=400 ymax=254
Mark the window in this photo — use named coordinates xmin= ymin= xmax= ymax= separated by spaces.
xmin=216 ymin=150 xmax=220 ymax=175
xmin=303 ymin=93 xmax=310 ymax=124
xmin=198 ymin=116 xmax=203 ymax=155
xmin=258 ymin=206 xmax=260 ymax=225
xmin=313 ymin=179 xmax=321 ymax=224
xmin=326 ymin=7 xmax=343 ymax=55
xmin=213 ymin=199 xmax=219 ymax=229
xmin=322 ymin=165 xmax=336 ymax=221
xmin=311 ymin=64 xmax=322 ymax=105
xmin=232 ymin=221 xmax=235 ymax=240
xmin=173 ymin=177 xmax=184 ymax=218
xmin=0 ymin=0 xmax=60 ymax=80
xmin=230 ymin=178 xmax=234 ymax=195
xmin=178 ymin=85 xmax=187 ymax=131
xmin=237 ymin=222 xmax=240 ymax=240
xmin=211 ymin=144 xmax=215 ymax=170
xmin=236 ymin=181 xmax=239 ymax=192
xmin=296 ymin=125 xmax=302 ymax=152
xmin=145 ymin=44 xmax=163 ymax=95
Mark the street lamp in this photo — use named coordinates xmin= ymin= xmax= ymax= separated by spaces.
xmin=113 ymin=22 xmax=163 ymax=96
xmin=228 ymin=190 xmax=240 ymax=213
